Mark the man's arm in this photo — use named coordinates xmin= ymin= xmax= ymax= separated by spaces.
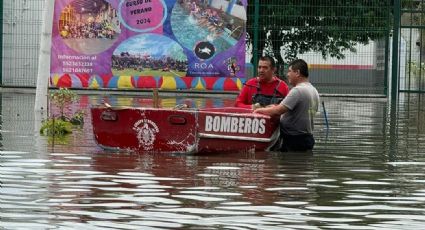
xmin=235 ymin=98 xmax=252 ymax=109
xmin=257 ymin=87 xmax=297 ymax=116
xmin=235 ymin=84 xmax=253 ymax=108
xmin=254 ymin=103 xmax=288 ymax=116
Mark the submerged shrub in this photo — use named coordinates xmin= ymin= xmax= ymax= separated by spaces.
xmin=39 ymin=88 xmax=85 ymax=137
xmin=70 ymin=110 xmax=85 ymax=125
xmin=40 ymin=118 xmax=73 ymax=136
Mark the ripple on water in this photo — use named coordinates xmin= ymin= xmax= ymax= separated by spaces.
xmin=306 ymin=205 xmax=425 ymax=212
xmin=152 ymin=207 xmax=258 ymax=217
xmin=119 ymin=195 xmax=181 ymax=205
xmin=347 ymin=194 xmax=425 ymax=202
xmin=218 ymin=205 xmax=314 ymax=214
xmin=372 ymin=221 xmax=425 ymax=229
xmin=206 ymin=166 xmax=241 ymax=170
xmin=347 ymin=189 xmax=394 ymax=194
xmin=342 ymin=180 xmax=391 ymax=185
xmin=107 ymin=209 xmax=201 ymax=220
xmin=58 ymin=180 xmax=119 ymax=186
xmin=172 ymin=194 xmax=227 ymax=202
xmin=94 ymin=220 xmax=183 ymax=229
xmin=111 ymin=179 xmax=160 ymax=185
xmin=386 ymin=162 xmax=425 ymax=166
xmin=117 ymin=172 xmax=154 ymax=177
xmin=179 ymin=190 xmax=241 ymax=196
xmin=1 ymin=223 xmax=52 ymax=229
xmin=265 ymin=187 xmax=309 ymax=191
xmin=221 ymin=201 xmax=252 ymax=205
xmin=185 ymin=186 xmax=220 ymax=190
xmin=196 ymin=173 xmax=219 ymax=177
xmin=368 ymin=213 xmax=425 ymax=220
xmin=274 ymin=201 xmax=309 ymax=206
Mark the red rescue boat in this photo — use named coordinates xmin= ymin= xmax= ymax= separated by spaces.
xmin=91 ymin=105 xmax=280 ymax=154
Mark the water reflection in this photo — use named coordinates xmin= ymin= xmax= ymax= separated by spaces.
xmin=1 ymin=91 xmax=425 ymax=229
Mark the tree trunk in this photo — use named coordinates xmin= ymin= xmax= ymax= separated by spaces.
xmin=270 ymin=30 xmax=286 ymax=80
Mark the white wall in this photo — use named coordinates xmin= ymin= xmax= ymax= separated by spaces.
xmin=297 ymin=42 xmax=376 ymax=66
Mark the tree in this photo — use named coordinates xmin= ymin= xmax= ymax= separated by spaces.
xmin=247 ymin=0 xmax=392 ymax=74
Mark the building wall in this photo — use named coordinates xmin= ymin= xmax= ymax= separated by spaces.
xmin=297 ymin=41 xmax=386 ymax=95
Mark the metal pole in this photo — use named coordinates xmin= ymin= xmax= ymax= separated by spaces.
xmin=253 ymin=0 xmax=259 ymax=76
xmin=0 ymin=1 xmax=3 ymax=85
xmin=383 ymin=2 xmax=392 ymax=97
xmin=388 ymin=0 xmax=401 ymax=161
xmin=391 ymin=0 xmax=401 ymax=104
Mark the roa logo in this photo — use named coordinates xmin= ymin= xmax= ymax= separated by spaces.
xmin=133 ymin=119 xmax=159 ymax=150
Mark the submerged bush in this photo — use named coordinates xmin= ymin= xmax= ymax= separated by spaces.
xmin=40 ymin=118 xmax=73 ymax=136
xmin=40 ymin=88 xmax=85 ymax=137
xmin=69 ymin=110 xmax=85 ymax=125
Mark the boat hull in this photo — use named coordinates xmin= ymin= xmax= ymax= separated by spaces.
xmin=91 ymin=106 xmax=279 ymax=154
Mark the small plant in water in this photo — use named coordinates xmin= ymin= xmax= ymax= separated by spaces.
xmin=40 ymin=119 xmax=73 ymax=136
xmin=40 ymin=88 xmax=85 ymax=137
xmin=50 ymin=87 xmax=77 ymax=120
xmin=70 ymin=110 xmax=85 ymax=125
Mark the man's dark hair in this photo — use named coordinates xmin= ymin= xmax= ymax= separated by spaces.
xmin=289 ymin=59 xmax=309 ymax=77
xmin=259 ymin=56 xmax=276 ymax=68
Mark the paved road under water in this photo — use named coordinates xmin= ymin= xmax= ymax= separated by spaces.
xmin=1 ymin=91 xmax=425 ymax=229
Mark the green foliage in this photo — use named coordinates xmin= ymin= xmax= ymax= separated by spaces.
xmin=70 ymin=110 xmax=85 ymax=125
xmin=40 ymin=118 xmax=73 ymax=136
xmin=50 ymin=88 xmax=78 ymax=119
xmin=402 ymin=0 xmax=421 ymax=10
xmin=40 ymin=88 xmax=85 ymax=138
xmin=46 ymin=133 xmax=71 ymax=145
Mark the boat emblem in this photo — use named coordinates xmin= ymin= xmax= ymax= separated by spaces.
xmin=133 ymin=119 xmax=160 ymax=150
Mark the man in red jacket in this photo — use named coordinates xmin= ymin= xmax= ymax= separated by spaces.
xmin=235 ymin=56 xmax=289 ymax=109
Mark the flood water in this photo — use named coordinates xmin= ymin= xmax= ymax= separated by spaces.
xmin=1 ymin=91 xmax=425 ymax=229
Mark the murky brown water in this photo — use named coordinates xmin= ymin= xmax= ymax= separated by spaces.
xmin=1 ymin=92 xmax=425 ymax=229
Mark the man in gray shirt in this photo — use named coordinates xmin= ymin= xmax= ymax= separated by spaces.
xmin=254 ymin=59 xmax=320 ymax=152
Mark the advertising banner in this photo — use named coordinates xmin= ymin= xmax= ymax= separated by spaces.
xmin=50 ymin=0 xmax=247 ymax=91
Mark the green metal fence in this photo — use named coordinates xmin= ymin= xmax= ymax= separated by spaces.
xmin=247 ymin=0 xmax=392 ymax=96
xmin=1 ymin=1 xmax=44 ymax=88
xmin=399 ymin=0 xmax=425 ymax=93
